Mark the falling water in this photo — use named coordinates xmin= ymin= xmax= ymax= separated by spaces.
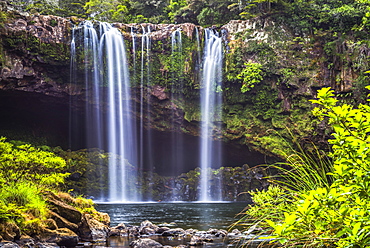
xmin=169 ymin=28 xmax=185 ymax=200
xmin=69 ymin=27 xmax=77 ymax=148
xmin=72 ymin=22 xmax=137 ymax=202
xmin=100 ymin=23 xmax=138 ymax=202
xmin=139 ymin=25 xmax=153 ymax=201
xmin=83 ymin=22 xmax=102 ymax=151
xmin=199 ymin=28 xmax=223 ymax=202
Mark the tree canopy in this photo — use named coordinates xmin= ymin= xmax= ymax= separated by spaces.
xmin=4 ymin=0 xmax=364 ymax=31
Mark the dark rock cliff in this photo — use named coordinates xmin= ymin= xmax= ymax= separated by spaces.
xmin=0 ymin=1 xmax=367 ymax=158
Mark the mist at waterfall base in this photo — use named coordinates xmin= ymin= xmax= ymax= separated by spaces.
xmin=70 ymin=22 xmax=268 ymax=203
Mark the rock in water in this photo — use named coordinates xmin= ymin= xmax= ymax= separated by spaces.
xmin=161 ymin=228 xmax=186 ymax=236
xmin=38 ymin=228 xmax=79 ymax=247
xmin=78 ymin=214 xmax=109 ymax=241
xmin=0 ymin=242 xmax=20 ymax=248
xmin=109 ymin=223 xmax=127 ymax=236
xmin=130 ymin=238 xmax=163 ymax=248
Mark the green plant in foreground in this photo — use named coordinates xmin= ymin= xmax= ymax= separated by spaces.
xmin=0 ymin=138 xmax=69 ymax=230
xmin=236 ymin=86 xmax=370 ymax=247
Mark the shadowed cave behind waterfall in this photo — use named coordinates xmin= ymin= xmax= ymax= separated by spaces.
xmin=0 ymin=90 xmax=269 ymax=177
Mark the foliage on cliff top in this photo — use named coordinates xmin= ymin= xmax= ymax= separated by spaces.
xmin=7 ymin=0 xmax=369 ymax=34
xmin=236 ymin=86 xmax=370 ymax=247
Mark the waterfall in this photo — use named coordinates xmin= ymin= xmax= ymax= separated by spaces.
xmin=199 ymin=28 xmax=223 ymax=202
xmin=72 ymin=21 xmax=138 ymax=202
xmin=139 ymin=25 xmax=153 ymax=201
xmin=169 ymin=28 xmax=184 ymax=201
xmin=71 ymin=22 xmax=227 ymax=202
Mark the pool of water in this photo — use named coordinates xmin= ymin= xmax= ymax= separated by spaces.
xmin=94 ymin=202 xmax=251 ymax=247
xmin=95 ymin=202 xmax=248 ymax=230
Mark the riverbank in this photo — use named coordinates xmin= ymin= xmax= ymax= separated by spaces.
xmin=0 ymin=202 xmax=273 ymax=247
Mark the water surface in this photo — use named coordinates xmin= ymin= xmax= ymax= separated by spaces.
xmin=96 ymin=202 xmax=247 ymax=230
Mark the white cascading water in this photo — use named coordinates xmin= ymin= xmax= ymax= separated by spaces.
xmin=170 ymin=28 xmax=184 ymax=201
xmin=100 ymin=22 xmax=137 ymax=202
xmin=73 ymin=21 xmax=137 ymax=202
xmin=199 ymin=28 xmax=223 ymax=202
xmin=83 ymin=22 xmax=103 ymax=151
xmin=139 ymin=25 xmax=153 ymax=201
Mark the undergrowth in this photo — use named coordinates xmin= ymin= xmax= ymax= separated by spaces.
xmin=234 ymin=86 xmax=370 ymax=247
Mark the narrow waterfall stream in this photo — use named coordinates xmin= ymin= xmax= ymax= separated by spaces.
xmin=199 ymin=29 xmax=223 ymax=202
xmin=169 ymin=28 xmax=185 ymax=200
xmin=139 ymin=25 xmax=154 ymax=201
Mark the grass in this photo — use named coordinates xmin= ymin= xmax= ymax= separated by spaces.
xmin=231 ymin=132 xmax=334 ymax=247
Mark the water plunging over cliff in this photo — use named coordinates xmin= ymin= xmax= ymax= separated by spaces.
xmin=199 ymin=29 xmax=223 ymax=202
xmin=69 ymin=23 xmax=248 ymax=202
xmin=71 ymin=22 xmax=138 ymax=202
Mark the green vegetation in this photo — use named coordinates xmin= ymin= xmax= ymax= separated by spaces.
xmin=237 ymin=62 xmax=264 ymax=93
xmin=0 ymin=137 xmax=65 ymax=228
xmin=0 ymin=137 xmax=68 ymax=187
xmin=0 ymin=138 xmax=97 ymax=235
xmin=6 ymin=0 xmax=368 ymax=32
xmin=235 ymin=86 xmax=370 ymax=247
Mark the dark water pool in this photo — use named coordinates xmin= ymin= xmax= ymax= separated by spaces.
xmin=93 ymin=202 xmax=251 ymax=247
xmin=95 ymin=202 xmax=247 ymax=230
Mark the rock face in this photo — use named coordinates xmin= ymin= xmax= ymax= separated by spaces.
xmin=0 ymin=191 xmax=111 ymax=246
xmin=0 ymin=3 xmax=72 ymax=98
xmin=0 ymin=1 xmax=367 ymax=160
xmin=47 ymin=197 xmax=82 ymax=225
xmin=37 ymin=228 xmax=79 ymax=247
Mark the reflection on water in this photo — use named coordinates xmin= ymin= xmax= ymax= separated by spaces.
xmin=95 ymin=202 xmax=247 ymax=230
xmin=94 ymin=202 xmax=249 ymax=247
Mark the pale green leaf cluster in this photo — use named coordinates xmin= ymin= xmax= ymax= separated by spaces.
xmin=236 ymin=62 xmax=264 ymax=93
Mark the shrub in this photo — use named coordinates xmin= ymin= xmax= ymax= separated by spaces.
xmin=236 ymin=86 xmax=370 ymax=247
xmin=0 ymin=137 xmax=69 ymax=188
xmin=0 ymin=182 xmax=47 ymax=219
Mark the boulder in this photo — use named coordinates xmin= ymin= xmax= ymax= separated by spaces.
xmin=94 ymin=211 xmax=110 ymax=226
xmin=188 ymin=236 xmax=205 ymax=246
xmin=130 ymin=238 xmax=163 ymax=248
xmin=45 ymin=193 xmax=82 ymax=224
xmin=34 ymin=242 xmax=59 ymax=248
xmin=0 ymin=241 xmax=20 ymax=248
xmin=139 ymin=220 xmax=159 ymax=235
xmin=43 ymin=219 xmax=58 ymax=231
xmin=156 ymin=227 xmax=170 ymax=234
xmin=49 ymin=211 xmax=79 ymax=233
xmin=78 ymin=213 xmax=109 ymax=241
xmin=161 ymin=228 xmax=186 ymax=237
xmin=215 ymin=229 xmax=228 ymax=237
xmin=15 ymin=235 xmax=34 ymax=247
xmin=109 ymin=223 xmax=127 ymax=236
xmin=127 ymin=226 xmax=140 ymax=237
xmin=229 ymin=229 xmax=241 ymax=236
xmin=38 ymin=228 xmax=78 ymax=247
xmin=184 ymin=229 xmax=198 ymax=235
xmin=151 ymin=85 xmax=168 ymax=100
